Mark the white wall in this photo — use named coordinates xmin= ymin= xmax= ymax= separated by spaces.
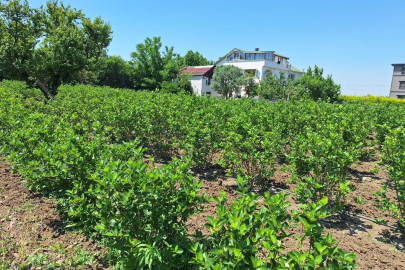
xmin=216 ymin=55 xmax=304 ymax=97
xmin=218 ymin=59 xmax=292 ymax=81
xmin=190 ymin=76 xmax=221 ymax=97
xmin=390 ymin=65 xmax=405 ymax=98
xmin=190 ymin=76 xmax=203 ymax=96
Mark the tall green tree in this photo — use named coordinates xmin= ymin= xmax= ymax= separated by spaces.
xmin=0 ymin=0 xmax=112 ymax=93
xmin=180 ymin=50 xmax=212 ymax=67
xmin=160 ymin=74 xmax=192 ymax=94
xmin=258 ymin=72 xmax=304 ymax=101
xmin=97 ymin=56 xmax=133 ymax=89
xmin=244 ymin=76 xmax=259 ymax=98
xmin=82 ymin=54 xmax=133 ymax=89
xmin=295 ymin=65 xmax=341 ymax=102
xmin=32 ymin=1 xmax=112 ymax=92
xmin=130 ymin=37 xmax=181 ymax=90
xmin=0 ymin=0 xmax=43 ymax=81
xmin=211 ymin=65 xmax=247 ymax=99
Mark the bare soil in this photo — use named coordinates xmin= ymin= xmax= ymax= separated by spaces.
xmin=0 ymin=159 xmax=110 ymax=269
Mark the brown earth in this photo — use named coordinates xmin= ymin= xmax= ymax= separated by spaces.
xmin=0 ymin=159 xmax=110 ymax=270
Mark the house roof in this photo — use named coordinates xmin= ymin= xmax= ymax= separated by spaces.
xmin=216 ymin=48 xmax=289 ymax=64
xmin=290 ymin=65 xmax=304 ymax=73
xmin=181 ymin=65 xmax=215 ymax=77
xmin=273 ymin=52 xmax=289 ymax=59
xmin=392 ymin=63 xmax=405 ymax=66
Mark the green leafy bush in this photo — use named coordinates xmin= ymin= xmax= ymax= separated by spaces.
xmin=191 ymin=177 xmax=357 ymax=269
xmin=219 ymin=121 xmax=282 ymax=186
xmin=376 ymin=127 xmax=405 ymax=227
xmin=68 ymin=156 xmax=207 ymax=269
xmin=287 ymin=126 xmax=357 ymax=213
xmin=0 ymin=80 xmax=44 ymax=101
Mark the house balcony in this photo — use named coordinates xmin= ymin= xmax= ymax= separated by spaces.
xmin=226 ymin=58 xmax=291 ymax=70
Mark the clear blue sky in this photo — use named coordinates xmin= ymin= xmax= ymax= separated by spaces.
xmin=29 ymin=0 xmax=405 ymax=96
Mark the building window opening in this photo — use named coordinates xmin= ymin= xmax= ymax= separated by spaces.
xmin=288 ymin=74 xmax=296 ymax=81
xmin=245 ymin=69 xmax=256 ymax=77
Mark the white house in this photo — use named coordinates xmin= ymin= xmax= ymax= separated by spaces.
xmin=216 ymin=48 xmax=304 ymax=83
xmin=183 ymin=48 xmax=304 ymax=97
xmin=181 ymin=65 xmax=222 ymax=97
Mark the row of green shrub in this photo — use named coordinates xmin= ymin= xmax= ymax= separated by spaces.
xmin=6 ymin=80 xmax=405 ymax=216
xmin=0 ymin=80 xmax=360 ymax=269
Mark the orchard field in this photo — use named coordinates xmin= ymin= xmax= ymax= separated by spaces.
xmin=1 ymin=81 xmax=405 ymax=269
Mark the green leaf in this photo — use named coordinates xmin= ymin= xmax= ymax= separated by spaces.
xmin=314 ymin=242 xmax=327 ymax=254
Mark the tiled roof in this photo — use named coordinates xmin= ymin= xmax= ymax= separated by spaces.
xmin=181 ymin=65 xmax=215 ymax=76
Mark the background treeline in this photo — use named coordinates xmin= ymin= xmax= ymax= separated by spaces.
xmin=0 ymin=0 xmax=212 ymax=93
xmin=1 ymin=0 xmax=342 ymax=101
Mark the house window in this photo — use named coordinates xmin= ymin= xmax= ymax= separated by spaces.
xmin=233 ymin=51 xmax=242 ymax=60
xmin=264 ymin=70 xmax=272 ymax=77
xmin=244 ymin=69 xmax=255 ymax=76
xmin=288 ymin=74 xmax=296 ymax=81
xmin=400 ymin=81 xmax=405 ymax=90
xmin=402 ymin=66 xmax=405 ymax=75
xmin=205 ymin=78 xmax=211 ymax=85
xmin=246 ymin=53 xmax=256 ymax=60
xmin=256 ymin=53 xmax=264 ymax=60
xmin=206 ymin=92 xmax=211 ymax=96
xmin=256 ymin=70 xmax=260 ymax=78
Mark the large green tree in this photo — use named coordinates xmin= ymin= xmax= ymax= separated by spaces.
xmin=32 ymin=1 xmax=112 ymax=92
xmin=130 ymin=38 xmax=214 ymax=91
xmin=160 ymin=74 xmax=192 ymax=94
xmin=82 ymin=54 xmax=133 ymax=89
xmin=211 ymin=65 xmax=247 ymax=99
xmin=0 ymin=0 xmax=43 ymax=81
xmin=180 ymin=50 xmax=212 ymax=67
xmin=130 ymin=37 xmax=181 ymax=90
xmin=0 ymin=0 xmax=112 ymax=93
xmin=295 ymin=65 xmax=341 ymax=102
xmin=258 ymin=72 xmax=305 ymax=101
xmin=244 ymin=76 xmax=259 ymax=98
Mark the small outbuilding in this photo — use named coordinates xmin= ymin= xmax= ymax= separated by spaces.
xmin=181 ymin=65 xmax=221 ymax=97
